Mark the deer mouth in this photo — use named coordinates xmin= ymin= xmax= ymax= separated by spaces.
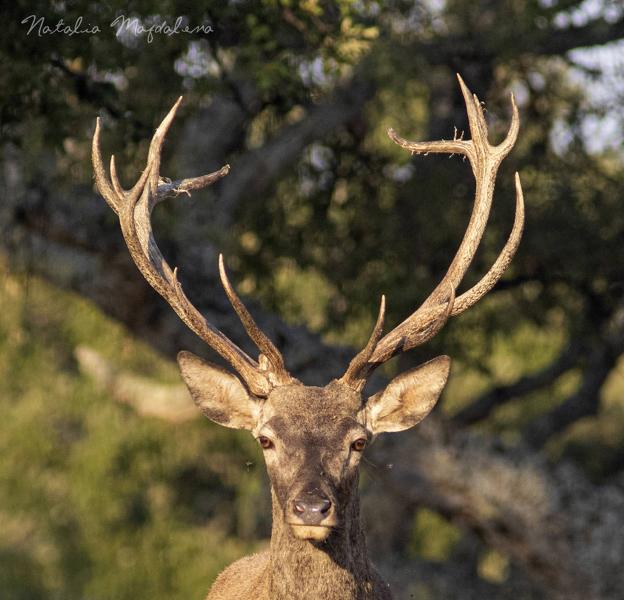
xmin=290 ymin=524 xmax=334 ymax=541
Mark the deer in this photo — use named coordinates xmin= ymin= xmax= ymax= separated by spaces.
xmin=91 ymin=74 xmax=523 ymax=600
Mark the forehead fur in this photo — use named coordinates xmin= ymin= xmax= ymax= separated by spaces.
xmin=260 ymin=380 xmax=363 ymax=430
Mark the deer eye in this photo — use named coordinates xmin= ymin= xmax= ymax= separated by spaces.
xmin=258 ymin=435 xmax=273 ymax=450
xmin=351 ymin=438 xmax=367 ymax=452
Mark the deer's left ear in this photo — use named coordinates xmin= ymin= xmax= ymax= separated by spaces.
xmin=365 ymin=356 xmax=451 ymax=434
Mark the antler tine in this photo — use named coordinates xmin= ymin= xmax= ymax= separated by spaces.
xmin=145 ymin=96 xmax=183 ymax=198
xmin=109 ymin=154 xmax=127 ymax=199
xmin=92 ymin=118 xmax=122 ymax=214
xmin=218 ymin=255 xmax=292 ymax=386
xmin=369 ymin=285 xmax=455 ymax=365
xmin=452 ymin=172 xmax=524 ymax=314
xmin=92 ymin=99 xmax=287 ymax=397
xmin=340 ymin=295 xmax=386 ymax=390
xmin=342 ymin=75 xmax=522 ymax=383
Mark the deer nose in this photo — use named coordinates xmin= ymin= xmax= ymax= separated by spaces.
xmin=292 ymin=494 xmax=332 ymax=524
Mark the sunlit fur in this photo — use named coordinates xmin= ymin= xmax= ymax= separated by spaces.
xmin=177 ymin=352 xmax=450 ymax=600
xmin=291 ymin=525 xmax=333 ymax=541
xmin=206 ymin=380 xmax=391 ymax=600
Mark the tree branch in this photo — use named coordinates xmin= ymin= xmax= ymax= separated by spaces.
xmin=370 ymin=418 xmax=624 ymax=599
xmin=538 ymin=16 xmax=624 ymax=56
xmin=0 ymin=164 xmax=355 ymax=386
xmin=523 ymin=339 xmax=624 ymax=448
xmin=215 ymin=77 xmax=375 ymax=227
xmin=453 ymin=341 xmax=583 ymax=425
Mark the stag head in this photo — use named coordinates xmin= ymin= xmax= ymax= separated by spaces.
xmin=92 ymin=75 xmax=523 ymax=543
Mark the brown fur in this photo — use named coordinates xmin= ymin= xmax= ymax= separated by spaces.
xmin=205 ymin=383 xmax=392 ymax=598
xmin=206 ymin=492 xmax=391 ymax=600
xmin=179 ymin=368 xmax=450 ymax=599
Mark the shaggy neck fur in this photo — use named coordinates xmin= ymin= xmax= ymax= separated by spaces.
xmin=267 ymin=483 xmax=381 ymax=600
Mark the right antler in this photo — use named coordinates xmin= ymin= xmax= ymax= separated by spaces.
xmin=341 ymin=75 xmax=524 ymax=390
xmin=92 ymin=99 xmax=295 ymax=397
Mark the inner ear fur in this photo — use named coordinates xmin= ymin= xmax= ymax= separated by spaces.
xmin=366 ymin=355 xmax=451 ymax=434
xmin=177 ymin=350 xmax=260 ymax=430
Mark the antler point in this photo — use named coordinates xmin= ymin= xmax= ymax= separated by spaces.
xmin=218 ymin=253 xmax=230 ymax=286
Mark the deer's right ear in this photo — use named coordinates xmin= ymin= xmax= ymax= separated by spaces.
xmin=177 ymin=351 xmax=260 ymax=430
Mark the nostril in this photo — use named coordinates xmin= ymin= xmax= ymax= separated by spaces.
xmin=292 ymin=496 xmax=332 ymax=519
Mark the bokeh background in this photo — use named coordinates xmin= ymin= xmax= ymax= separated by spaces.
xmin=2 ymin=1 xmax=624 ymax=598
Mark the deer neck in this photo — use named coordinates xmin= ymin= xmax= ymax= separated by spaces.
xmin=267 ymin=485 xmax=378 ymax=600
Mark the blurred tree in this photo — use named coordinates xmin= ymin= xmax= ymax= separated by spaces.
xmin=1 ymin=0 xmax=624 ymax=598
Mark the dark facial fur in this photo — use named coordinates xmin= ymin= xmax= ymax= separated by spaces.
xmin=256 ymin=382 xmax=369 ymax=539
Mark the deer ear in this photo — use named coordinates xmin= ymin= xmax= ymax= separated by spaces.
xmin=177 ymin=351 xmax=260 ymax=430
xmin=366 ymin=356 xmax=450 ymax=434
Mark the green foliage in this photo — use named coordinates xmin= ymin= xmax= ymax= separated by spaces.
xmin=0 ymin=266 xmax=266 ymax=598
xmin=477 ymin=548 xmax=510 ymax=584
xmin=2 ymin=0 xmax=624 ymax=595
xmin=408 ymin=509 xmax=462 ymax=563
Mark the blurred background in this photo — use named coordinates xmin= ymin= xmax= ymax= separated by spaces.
xmin=1 ymin=1 xmax=624 ymax=598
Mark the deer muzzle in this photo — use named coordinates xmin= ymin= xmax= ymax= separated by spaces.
xmin=287 ymin=489 xmax=337 ymax=540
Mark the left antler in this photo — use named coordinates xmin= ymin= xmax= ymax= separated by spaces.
xmin=92 ymin=98 xmax=295 ymax=397
xmin=341 ymin=75 xmax=524 ymax=390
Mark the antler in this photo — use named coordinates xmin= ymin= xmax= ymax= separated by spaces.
xmin=92 ymin=98 xmax=294 ymax=397
xmin=341 ymin=75 xmax=524 ymax=390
